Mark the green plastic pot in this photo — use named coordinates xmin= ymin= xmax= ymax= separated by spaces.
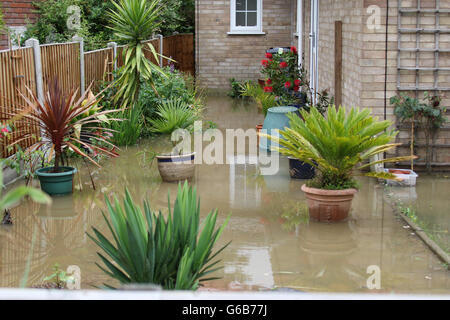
xmin=36 ymin=167 xmax=77 ymax=196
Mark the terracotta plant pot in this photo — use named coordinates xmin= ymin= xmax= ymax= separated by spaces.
xmin=256 ymin=124 xmax=263 ymax=146
xmin=301 ymin=185 xmax=358 ymax=222
xmin=157 ymin=152 xmax=196 ymax=183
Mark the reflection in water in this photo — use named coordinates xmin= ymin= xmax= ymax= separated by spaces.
xmin=0 ymin=96 xmax=449 ymax=293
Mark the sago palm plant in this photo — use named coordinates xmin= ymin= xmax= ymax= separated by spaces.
xmin=88 ymin=182 xmax=230 ymax=290
xmin=108 ymin=0 xmax=166 ymax=107
xmin=263 ymin=106 xmax=416 ymax=190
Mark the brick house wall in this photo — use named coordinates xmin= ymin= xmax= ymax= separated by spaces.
xmin=299 ymin=0 xmax=450 ymax=165
xmin=0 ymin=0 xmax=41 ymax=50
xmin=195 ymin=0 xmax=296 ymax=90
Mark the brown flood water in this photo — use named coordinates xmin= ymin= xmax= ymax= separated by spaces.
xmin=0 ymin=96 xmax=449 ymax=293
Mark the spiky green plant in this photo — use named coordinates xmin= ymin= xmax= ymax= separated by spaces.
xmin=262 ymin=106 xmax=417 ymax=190
xmin=240 ymin=82 xmax=278 ymax=116
xmin=148 ymin=99 xmax=199 ymax=135
xmin=109 ymin=0 xmax=167 ymax=107
xmin=88 ymin=182 xmax=230 ymax=290
xmin=0 ymin=169 xmax=51 ymax=215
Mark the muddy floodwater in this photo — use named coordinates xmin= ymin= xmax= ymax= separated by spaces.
xmin=1 ymin=96 xmax=449 ymax=293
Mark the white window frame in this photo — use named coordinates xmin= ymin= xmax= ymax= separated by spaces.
xmin=228 ymin=0 xmax=264 ymax=35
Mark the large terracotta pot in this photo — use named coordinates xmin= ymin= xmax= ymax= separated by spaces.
xmin=301 ymin=185 xmax=358 ymax=222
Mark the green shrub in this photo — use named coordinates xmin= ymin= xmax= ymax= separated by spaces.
xmin=148 ymin=99 xmax=199 ymax=135
xmin=263 ymin=106 xmax=416 ymax=190
xmin=23 ymin=0 xmax=115 ymax=51
xmin=88 ymin=182 xmax=230 ymax=290
xmin=110 ymin=102 xmax=143 ymax=146
xmin=139 ymin=67 xmax=203 ymax=135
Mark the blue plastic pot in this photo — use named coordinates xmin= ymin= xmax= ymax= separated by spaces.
xmin=288 ymin=157 xmax=316 ymax=180
xmin=36 ymin=167 xmax=77 ymax=196
xmin=260 ymin=106 xmax=299 ymax=151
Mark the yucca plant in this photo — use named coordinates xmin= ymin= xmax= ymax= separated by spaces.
xmin=88 ymin=182 xmax=230 ymax=290
xmin=4 ymin=79 xmax=120 ymax=173
xmin=109 ymin=0 xmax=167 ymax=107
xmin=263 ymin=106 xmax=416 ymax=190
xmin=149 ymin=99 xmax=199 ymax=135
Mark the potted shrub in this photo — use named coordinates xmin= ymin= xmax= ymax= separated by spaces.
xmin=260 ymin=46 xmax=309 ymax=109
xmin=9 ymin=79 xmax=119 ymax=196
xmin=148 ymin=99 xmax=200 ymax=182
xmin=262 ymin=106 xmax=415 ymax=222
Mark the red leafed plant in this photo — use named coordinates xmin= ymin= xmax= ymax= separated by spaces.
xmin=6 ymin=79 xmax=120 ymax=173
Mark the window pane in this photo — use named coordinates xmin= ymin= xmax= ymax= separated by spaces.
xmin=247 ymin=12 xmax=257 ymax=26
xmin=247 ymin=0 xmax=257 ymax=11
xmin=236 ymin=12 xmax=246 ymax=26
xmin=236 ymin=0 xmax=245 ymax=11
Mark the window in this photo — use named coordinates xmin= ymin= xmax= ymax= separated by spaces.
xmin=229 ymin=0 xmax=264 ymax=34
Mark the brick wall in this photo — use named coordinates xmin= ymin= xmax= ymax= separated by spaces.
xmin=361 ymin=0 xmax=450 ymax=166
xmin=301 ymin=0 xmax=364 ymax=109
xmin=0 ymin=0 xmax=41 ymax=50
xmin=196 ymin=0 xmax=295 ymax=90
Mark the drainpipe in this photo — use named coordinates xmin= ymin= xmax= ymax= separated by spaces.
xmin=309 ymin=0 xmax=319 ymax=104
xmin=297 ymin=0 xmax=303 ymax=67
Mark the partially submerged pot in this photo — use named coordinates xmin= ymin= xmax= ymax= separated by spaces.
xmin=288 ymin=157 xmax=315 ymax=180
xmin=36 ymin=166 xmax=77 ymax=196
xmin=157 ymin=152 xmax=196 ymax=183
xmin=301 ymin=185 xmax=358 ymax=223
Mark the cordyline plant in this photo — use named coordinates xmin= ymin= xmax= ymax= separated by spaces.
xmin=262 ymin=106 xmax=417 ymax=190
xmin=4 ymin=79 xmax=120 ymax=173
xmin=88 ymin=182 xmax=230 ymax=290
xmin=108 ymin=0 xmax=167 ymax=108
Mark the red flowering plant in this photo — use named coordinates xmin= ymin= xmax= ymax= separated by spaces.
xmin=261 ymin=47 xmax=309 ymax=107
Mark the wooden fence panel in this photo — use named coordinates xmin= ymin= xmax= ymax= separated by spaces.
xmin=0 ymin=47 xmax=39 ymax=157
xmin=84 ymin=48 xmax=114 ymax=91
xmin=163 ymin=34 xmax=194 ymax=75
xmin=40 ymin=42 xmax=81 ymax=96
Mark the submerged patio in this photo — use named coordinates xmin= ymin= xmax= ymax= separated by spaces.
xmin=1 ymin=96 xmax=448 ymax=293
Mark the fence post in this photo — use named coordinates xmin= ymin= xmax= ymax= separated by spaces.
xmin=107 ymin=42 xmax=118 ymax=73
xmin=25 ymin=38 xmax=44 ymax=104
xmin=157 ymin=34 xmax=163 ymax=66
xmin=72 ymin=35 xmax=85 ymax=94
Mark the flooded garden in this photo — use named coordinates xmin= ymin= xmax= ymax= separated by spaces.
xmin=1 ymin=96 xmax=448 ymax=293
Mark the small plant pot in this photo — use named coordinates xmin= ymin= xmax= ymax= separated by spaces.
xmin=301 ymin=185 xmax=358 ymax=223
xmin=36 ymin=167 xmax=77 ymax=196
xmin=384 ymin=169 xmax=418 ymax=187
xmin=256 ymin=124 xmax=263 ymax=146
xmin=157 ymin=152 xmax=196 ymax=183
xmin=288 ymin=158 xmax=315 ymax=180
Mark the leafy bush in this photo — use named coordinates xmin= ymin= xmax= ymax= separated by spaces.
xmin=264 ymin=106 xmax=416 ymax=190
xmin=390 ymin=92 xmax=447 ymax=172
xmin=138 ymin=67 xmax=203 ymax=135
xmin=240 ymin=81 xmax=278 ymax=116
xmin=110 ymin=103 xmax=144 ymax=146
xmin=23 ymin=0 xmax=115 ymax=51
xmin=148 ymin=99 xmax=199 ymax=135
xmin=88 ymin=182 xmax=230 ymax=290
xmin=228 ymin=78 xmax=248 ymax=99
xmin=0 ymin=6 xmax=5 ymax=32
